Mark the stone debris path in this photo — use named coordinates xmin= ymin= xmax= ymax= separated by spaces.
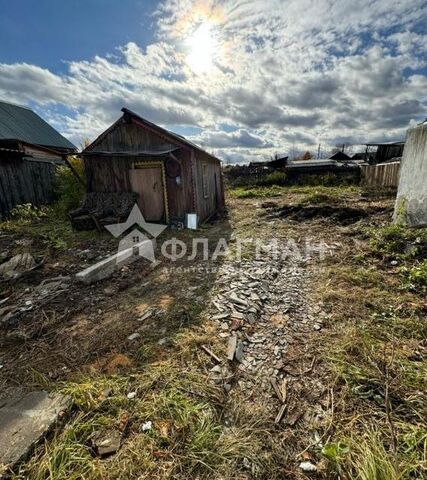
xmin=207 ymin=248 xmax=329 ymax=408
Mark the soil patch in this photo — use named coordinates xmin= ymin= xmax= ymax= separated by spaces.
xmin=264 ymin=203 xmax=388 ymax=225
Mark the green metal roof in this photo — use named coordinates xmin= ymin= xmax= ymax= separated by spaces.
xmin=0 ymin=101 xmax=76 ymax=151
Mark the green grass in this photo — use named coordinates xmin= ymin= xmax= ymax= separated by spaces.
xmin=0 ymin=157 xmax=87 ymax=251
xmin=404 ymin=259 xmax=427 ymax=289
xmin=317 ymin=219 xmax=427 ymax=478
xmin=369 ymin=225 xmax=427 ymax=260
xmin=53 ymin=156 xmax=86 ymax=216
xmin=0 ymin=205 xmax=109 ymax=252
xmin=229 ymin=184 xmax=360 ymax=199
xmin=228 ymin=185 xmax=284 ymax=198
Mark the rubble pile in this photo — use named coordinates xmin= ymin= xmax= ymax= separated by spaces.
xmin=207 ymin=252 xmax=328 ymax=397
xmin=0 ymin=276 xmax=71 ymax=329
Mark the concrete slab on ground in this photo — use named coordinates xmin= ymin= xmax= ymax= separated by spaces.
xmin=0 ymin=391 xmax=72 ymax=476
xmin=75 ymin=238 xmax=155 ymax=284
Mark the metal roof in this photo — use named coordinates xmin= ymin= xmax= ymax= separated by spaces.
xmin=364 ymin=141 xmax=405 ymax=146
xmin=0 ymin=101 xmax=76 ymax=151
xmin=287 ymin=159 xmax=337 ymax=167
xmin=329 ymin=151 xmax=351 ymax=161
xmin=82 ymin=147 xmax=180 ymax=157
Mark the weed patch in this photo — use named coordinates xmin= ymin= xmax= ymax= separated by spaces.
xmin=369 ymin=225 xmax=427 ymax=260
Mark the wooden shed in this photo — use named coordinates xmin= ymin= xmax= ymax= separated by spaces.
xmin=364 ymin=141 xmax=405 ymax=164
xmin=82 ymin=108 xmax=225 ymax=224
xmin=0 ymin=101 xmax=77 ymax=218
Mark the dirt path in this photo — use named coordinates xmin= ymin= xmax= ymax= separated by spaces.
xmin=199 ymin=204 xmax=336 ymax=475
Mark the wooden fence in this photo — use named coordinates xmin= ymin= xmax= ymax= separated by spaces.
xmin=0 ymin=158 xmax=59 ymax=218
xmin=360 ymin=161 xmax=400 ymax=188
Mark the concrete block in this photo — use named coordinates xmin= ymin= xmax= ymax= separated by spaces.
xmin=75 ymin=239 xmax=155 ymax=284
xmin=0 ymin=391 xmax=72 ymax=476
xmin=394 ymin=122 xmax=427 ymax=227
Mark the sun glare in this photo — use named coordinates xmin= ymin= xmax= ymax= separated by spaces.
xmin=186 ymin=22 xmax=217 ymax=74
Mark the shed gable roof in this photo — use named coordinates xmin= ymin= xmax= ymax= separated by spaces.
xmin=0 ymin=101 xmax=76 ymax=151
xmin=83 ymin=107 xmax=220 ymax=163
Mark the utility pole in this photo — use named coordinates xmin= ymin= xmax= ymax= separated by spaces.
xmin=317 ymin=143 xmax=321 ymax=159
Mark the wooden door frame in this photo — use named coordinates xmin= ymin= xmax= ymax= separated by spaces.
xmin=130 ymin=160 xmax=169 ymax=224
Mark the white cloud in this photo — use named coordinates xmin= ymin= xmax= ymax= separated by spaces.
xmin=0 ymin=0 xmax=426 ymax=163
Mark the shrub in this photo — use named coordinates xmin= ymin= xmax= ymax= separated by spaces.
xmin=9 ymin=203 xmax=49 ymax=222
xmin=227 ymin=171 xmax=287 ymax=188
xmin=255 ymin=171 xmax=287 ymax=186
xmin=289 ymin=172 xmax=359 ymax=186
xmin=406 ymin=260 xmax=427 ymax=288
xmin=54 ymin=157 xmax=85 ymax=215
xmin=369 ymin=225 xmax=427 ymax=260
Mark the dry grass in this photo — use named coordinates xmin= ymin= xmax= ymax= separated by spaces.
xmin=13 ymin=331 xmax=288 ymax=480
xmin=314 ymin=218 xmax=427 ymax=478
xmin=5 ymin=185 xmax=427 ymax=479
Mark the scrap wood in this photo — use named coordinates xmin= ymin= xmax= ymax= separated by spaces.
xmin=200 ymin=345 xmax=221 ymax=364
xmin=281 ymin=379 xmax=288 ymax=404
xmin=227 ymin=334 xmax=237 ymax=361
xmin=302 ymin=356 xmax=316 ymax=375
xmin=270 ymin=377 xmax=283 ymax=402
xmin=274 ymin=379 xmax=288 ymax=424
xmin=275 ymin=403 xmax=287 ymax=424
xmin=0 ymin=296 xmax=11 ymax=306
xmin=271 ymin=378 xmax=288 ymax=404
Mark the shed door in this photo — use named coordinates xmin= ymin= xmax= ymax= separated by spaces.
xmin=129 ymin=167 xmax=165 ymax=222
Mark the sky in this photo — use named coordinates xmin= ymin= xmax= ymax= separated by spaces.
xmin=0 ymin=0 xmax=426 ymax=163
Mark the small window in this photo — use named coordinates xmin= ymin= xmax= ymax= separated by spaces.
xmin=202 ymin=163 xmax=209 ymax=199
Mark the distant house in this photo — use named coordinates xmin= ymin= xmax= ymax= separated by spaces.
xmin=364 ymin=141 xmax=405 ymax=164
xmin=329 ymin=151 xmax=351 ymax=161
xmin=0 ymin=101 xmax=76 ymax=218
xmin=249 ymin=156 xmax=288 ymax=170
xmin=284 ymin=158 xmax=360 ymax=181
xmin=81 ymin=108 xmax=225 ymax=224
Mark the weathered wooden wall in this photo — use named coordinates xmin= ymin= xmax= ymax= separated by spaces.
xmin=194 ymin=150 xmax=224 ymax=221
xmin=0 ymin=157 xmax=59 ymax=218
xmin=85 ymin=121 xmax=177 ymax=153
xmin=376 ymin=144 xmax=404 ymax=163
xmin=84 ymin=118 xmax=224 ymax=223
xmin=84 ymin=121 xmax=195 ymax=221
xmin=361 ymin=161 xmax=401 ymax=188
xmin=85 ymin=151 xmax=194 ymax=221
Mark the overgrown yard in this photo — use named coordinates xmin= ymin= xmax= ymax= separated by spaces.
xmin=0 ymin=185 xmax=426 ymax=479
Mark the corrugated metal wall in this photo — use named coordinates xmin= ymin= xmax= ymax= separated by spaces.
xmin=361 ymin=161 xmax=401 ymax=188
